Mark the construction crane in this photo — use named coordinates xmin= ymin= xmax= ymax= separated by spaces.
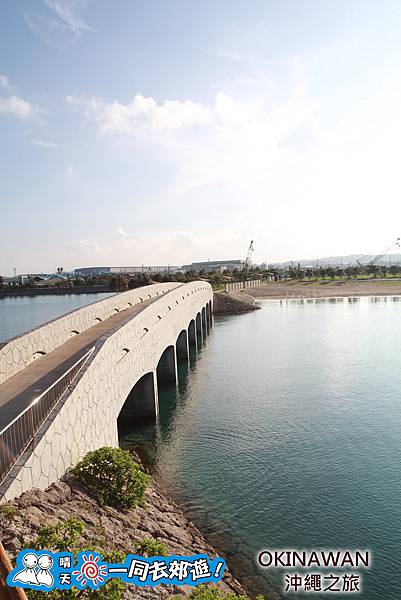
xmin=356 ymin=237 xmax=400 ymax=267
xmin=244 ymin=240 xmax=254 ymax=270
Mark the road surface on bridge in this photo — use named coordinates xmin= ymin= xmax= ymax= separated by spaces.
xmin=0 ymin=294 xmax=167 ymax=430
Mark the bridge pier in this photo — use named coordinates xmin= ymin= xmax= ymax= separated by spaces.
xmin=188 ymin=319 xmax=197 ymax=353
xmin=157 ymin=345 xmax=177 ymax=384
xmin=207 ymin=301 xmax=213 ymax=327
xmin=201 ymin=306 xmax=207 ymax=337
xmin=196 ymin=312 xmax=203 ymax=345
xmin=176 ymin=330 xmax=189 ymax=364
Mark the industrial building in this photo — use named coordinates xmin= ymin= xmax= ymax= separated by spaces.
xmin=182 ymin=259 xmax=245 ymax=273
xmin=74 ymin=266 xmax=181 ymax=277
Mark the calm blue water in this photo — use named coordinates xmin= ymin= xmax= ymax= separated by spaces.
xmin=0 ymin=293 xmax=115 ymax=342
xmin=123 ymin=297 xmax=401 ymax=599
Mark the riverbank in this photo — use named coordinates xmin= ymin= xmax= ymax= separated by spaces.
xmin=0 ymin=286 xmax=112 ymax=297
xmin=0 ymin=455 xmax=248 ymax=600
xmin=213 ymin=292 xmax=261 ymax=315
xmin=243 ymin=279 xmax=401 ymax=299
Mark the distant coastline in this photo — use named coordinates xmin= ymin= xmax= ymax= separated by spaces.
xmin=0 ymin=286 xmax=112 ymax=298
xmin=213 ymin=279 xmax=401 ymax=316
xmin=242 ymin=280 xmax=401 ymax=300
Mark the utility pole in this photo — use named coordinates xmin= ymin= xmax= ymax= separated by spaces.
xmin=0 ymin=542 xmax=28 ymax=599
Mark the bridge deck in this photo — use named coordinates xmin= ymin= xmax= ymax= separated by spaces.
xmin=0 ymin=295 xmax=163 ymax=431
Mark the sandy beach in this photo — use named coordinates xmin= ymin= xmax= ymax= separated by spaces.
xmin=241 ymin=280 xmax=401 ymax=299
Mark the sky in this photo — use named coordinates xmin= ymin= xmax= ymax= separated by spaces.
xmin=2 ymin=1 xmax=401 ymax=274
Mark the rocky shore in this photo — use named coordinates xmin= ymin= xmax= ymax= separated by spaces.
xmin=0 ymin=458 xmax=248 ymax=599
xmin=213 ymin=292 xmax=261 ymax=315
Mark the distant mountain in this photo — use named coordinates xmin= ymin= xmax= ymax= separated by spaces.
xmin=270 ymin=254 xmax=401 ymax=268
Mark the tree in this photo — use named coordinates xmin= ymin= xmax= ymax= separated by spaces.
xmin=70 ymin=447 xmax=149 ymax=508
xmin=366 ymin=263 xmax=379 ymax=278
xmin=111 ymin=275 xmax=128 ymax=291
xmin=127 ymin=272 xmax=151 ymax=289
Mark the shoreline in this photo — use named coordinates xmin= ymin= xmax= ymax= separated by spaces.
xmin=156 ymin=481 xmax=281 ymax=600
xmin=0 ymin=287 xmax=113 ymax=298
xmin=0 ymin=454 xmax=251 ymax=600
xmin=244 ymin=280 xmax=401 ymax=300
xmin=132 ymin=444 xmax=280 ymax=600
xmin=213 ymin=291 xmax=261 ymax=315
xmin=213 ymin=280 xmax=401 ymax=315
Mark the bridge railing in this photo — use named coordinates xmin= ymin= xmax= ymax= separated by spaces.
xmin=225 ymin=280 xmax=261 ymax=292
xmin=0 ymin=346 xmax=95 ymax=485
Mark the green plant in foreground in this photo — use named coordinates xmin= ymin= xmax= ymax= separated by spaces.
xmin=134 ymin=537 xmax=166 ymax=556
xmin=70 ymin=446 xmax=149 ymax=508
xmin=171 ymin=585 xmax=265 ymax=600
xmin=0 ymin=502 xmax=15 ymax=516
xmin=28 ymin=517 xmax=84 ymax=552
xmin=25 ymin=518 xmax=126 ymax=600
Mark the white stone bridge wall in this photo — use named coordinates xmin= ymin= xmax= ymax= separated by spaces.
xmin=3 ymin=281 xmax=213 ymax=500
xmin=0 ymin=283 xmax=180 ymax=385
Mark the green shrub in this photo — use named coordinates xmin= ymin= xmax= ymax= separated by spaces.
xmin=28 ymin=518 xmax=84 ymax=552
xmin=0 ymin=502 xmax=15 ymax=516
xmin=134 ymin=537 xmax=166 ymax=556
xmin=26 ymin=518 xmax=126 ymax=600
xmin=70 ymin=447 xmax=149 ymax=508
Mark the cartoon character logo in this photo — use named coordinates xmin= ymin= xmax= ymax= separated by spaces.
xmin=12 ymin=552 xmax=53 ymax=587
xmin=73 ymin=554 xmax=108 ymax=588
xmin=37 ymin=554 xmax=54 ymax=587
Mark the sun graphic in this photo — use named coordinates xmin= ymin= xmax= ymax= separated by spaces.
xmin=72 ymin=554 xmax=108 ymax=587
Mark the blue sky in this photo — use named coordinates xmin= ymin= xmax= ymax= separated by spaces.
xmin=2 ymin=1 xmax=401 ymax=274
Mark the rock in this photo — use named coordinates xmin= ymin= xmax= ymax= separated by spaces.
xmin=213 ymin=292 xmax=261 ymax=315
xmin=0 ymin=473 xmax=251 ymax=599
xmin=22 ymin=505 xmax=45 ymax=528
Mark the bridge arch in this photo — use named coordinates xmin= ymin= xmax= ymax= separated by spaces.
xmin=188 ymin=319 xmax=197 ymax=353
xmin=0 ymin=281 xmax=213 ymax=500
xmin=156 ymin=345 xmax=177 ymax=385
xmin=117 ymin=371 xmax=158 ymax=431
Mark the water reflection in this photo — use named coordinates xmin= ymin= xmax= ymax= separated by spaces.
xmin=121 ymin=297 xmax=401 ymax=600
xmin=279 ymin=295 xmax=401 ymax=307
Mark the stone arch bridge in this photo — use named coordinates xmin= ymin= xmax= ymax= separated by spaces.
xmin=0 ymin=282 xmax=213 ymax=500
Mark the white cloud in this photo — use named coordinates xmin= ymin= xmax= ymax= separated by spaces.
xmin=65 ymin=239 xmax=103 ymax=264
xmin=67 ymin=93 xmax=213 ymax=136
xmin=0 ymin=95 xmax=39 ymax=120
xmin=114 ymin=226 xmax=129 ymax=239
xmin=65 ymin=227 xmax=249 ymax=268
xmin=0 ymin=74 xmax=10 ymax=90
xmin=66 ymin=88 xmax=309 ymax=143
xmin=67 ymin=239 xmax=101 ymax=251
xmin=44 ymin=0 xmax=94 ymax=32
xmin=32 ymin=139 xmax=64 ymax=149
xmin=65 ymin=165 xmax=76 ymax=177
xmin=23 ymin=0 xmax=93 ymax=48
xmin=63 ymin=60 xmax=401 ymax=263
xmin=66 ymin=85 xmax=316 ymax=203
